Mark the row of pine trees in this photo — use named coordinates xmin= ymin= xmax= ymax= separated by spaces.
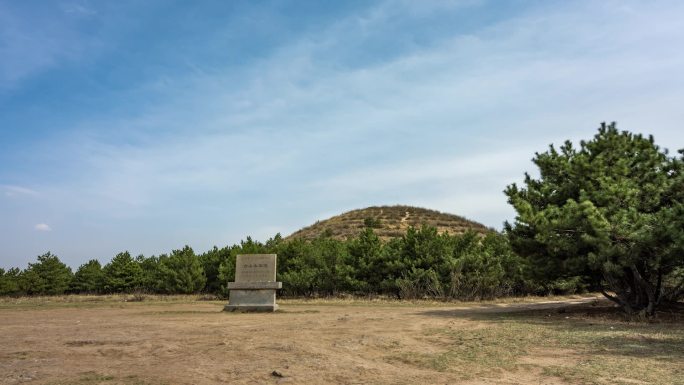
xmin=0 ymin=226 xmax=546 ymax=300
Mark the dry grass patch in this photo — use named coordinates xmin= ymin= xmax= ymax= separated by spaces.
xmin=406 ymin=304 xmax=684 ymax=384
xmin=0 ymin=294 xmax=220 ymax=310
xmin=47 ymin=372 xmax=164 ymax=385
xmin=279 ymin=293 xmax=600 ymax=307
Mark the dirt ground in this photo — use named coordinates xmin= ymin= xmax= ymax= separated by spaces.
xmin=1 ymin=296 xmax=681 ymax=385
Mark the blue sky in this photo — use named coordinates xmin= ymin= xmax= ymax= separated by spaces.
xmin=1 ymin=0 xmax=683 ymax=269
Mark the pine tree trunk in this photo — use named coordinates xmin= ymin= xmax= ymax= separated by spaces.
xmin=630 ymin=265 xmax=656 ymax=316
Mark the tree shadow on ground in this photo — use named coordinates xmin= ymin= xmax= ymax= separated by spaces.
xmin=416 ymin=300 xmax=684 ymax=361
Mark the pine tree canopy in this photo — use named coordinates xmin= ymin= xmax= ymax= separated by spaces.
xmin=505 ymin=122 xmax=684 ymax=316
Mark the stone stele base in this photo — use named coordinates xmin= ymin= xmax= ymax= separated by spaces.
xmin=224 ymin=282 xmax=282 ymax=312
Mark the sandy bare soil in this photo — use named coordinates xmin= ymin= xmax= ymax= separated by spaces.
xmin=1 ymin=296 xmax=681 ymax=385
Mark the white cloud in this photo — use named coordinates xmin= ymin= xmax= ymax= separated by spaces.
xmin=2 ymin=185 xmax=39 ymax=197
xmin=61 ymin=3 xmax=97 ymax=17
xmin=312 ymin=148 xmax=535 ymax=193
xmin=34 ymin=223 xmax=52 ymax=232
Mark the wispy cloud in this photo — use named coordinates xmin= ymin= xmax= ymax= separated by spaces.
xmin=0 ymin=2 xmax=95 ymax=91
xmin=2 ymin=0 xmax=684 ymax=267
xmin=312 ymin=148 xmax=535 ymax=193
xmin=60 ymin=2 xmax=97 ymax=17
xmin=2 ymin=185 xmax=39 ymax=197
xmin=56 ymin=0 xmax=682 ymax=216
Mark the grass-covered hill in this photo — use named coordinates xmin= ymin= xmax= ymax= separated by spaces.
xmin=286 ymin=205 xmax=491 ymax=241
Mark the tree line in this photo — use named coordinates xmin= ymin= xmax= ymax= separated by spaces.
xmin=0 ymin=229 xmax=535 ymax=300
xmin=1 ymin=123 xmax=682 ymax=316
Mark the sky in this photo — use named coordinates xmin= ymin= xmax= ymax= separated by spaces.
xmin=1 ymin=0 xmax=683 ymax=269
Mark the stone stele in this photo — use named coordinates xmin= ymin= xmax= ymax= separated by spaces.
xmin=224 ymin=254 xmax=282 ymax=312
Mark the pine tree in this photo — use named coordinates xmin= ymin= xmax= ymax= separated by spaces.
xmin=505 ymin=123 xmax=684 ymax=315
xmin=102 ymin=251 xmax=143 ymax=293
xmin=199 ymin=246 xmax=232 ymax=294
xmin=0 ymin=267 xmax=23 ymax=296
xmin=21 ymin=252 xmax=73 ymax=295
xmin=348 ymin=228 xmax=385 ymax=293
xmin=158 ymin=246 xmax=206 ymax=294
xmin=70 ymin=259 xmax=104 ymax=293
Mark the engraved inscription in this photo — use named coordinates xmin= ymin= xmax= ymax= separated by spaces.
xmin=235 ymin=254 xmax=277 ymax=282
